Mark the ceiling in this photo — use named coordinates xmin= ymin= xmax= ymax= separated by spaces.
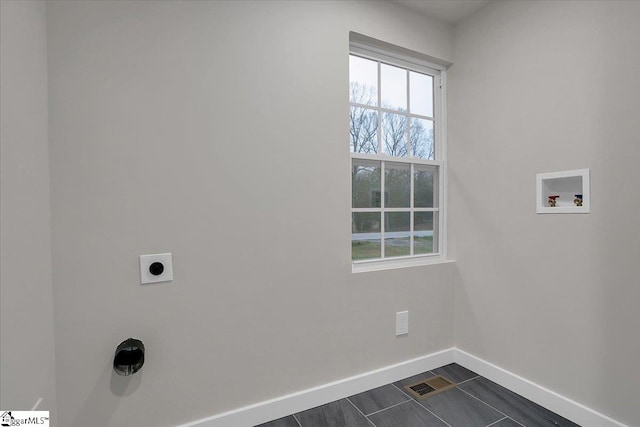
xmin=392 ymin=0 xmax=492 ymax=25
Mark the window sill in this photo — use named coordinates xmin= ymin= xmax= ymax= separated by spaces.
xmin=352 ymin=256 xmax=455 ymax=273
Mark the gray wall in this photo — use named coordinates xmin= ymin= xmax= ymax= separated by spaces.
xmin=6 ymin=1 xmax=635 ymax=426
xmin=45 ymin=2 xmax=454 ymax=426
xmin=449 ymin=1 xmax=640 ymax=425
xmin=0 ymin=0 xmax=57 ymax=419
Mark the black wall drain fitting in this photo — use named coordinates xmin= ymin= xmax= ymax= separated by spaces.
xmin=113 ymin=338 xmax=145 ymax=376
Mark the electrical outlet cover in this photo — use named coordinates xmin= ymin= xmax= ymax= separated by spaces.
xmin=140 ymin=253 xmax=173 ymax=284
xmin=396 ymin=311 xmax=409 ymax=336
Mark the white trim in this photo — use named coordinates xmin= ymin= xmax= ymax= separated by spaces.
xmin=410 ymin=163 xmax=415 ymax=255
xmin=349 ymin=37 xmax=449 ymax=74
xmin=178 ymin=348 xmax=455 ymax=427
xmin=536 ymin=168 xmax=590 ymax=214
xmin=405 ymin=68 xmax=411 ymax=157
xmin=350 ymin=101 xmax=434 ymax=121
xmin=377 ymin=60 xmax=382 ymax=152
xmin=351 ymin=152 xmax=442 ymax=166
xmin=349 ymin=46 xmax=444 ymax=76
xmin=454 ymin=349 xmax=628 ymax=427
xmin=178 ymin=348 xmax=628 ymax=427
xmin=380 ymin=160 xmax=386 ymax=258
xmin=352 ymin=254 xmax=451 ymax=273
xmin=352 ymin=208 xmax=439 ymax=213
xmin=436 ymin=70 xmax=447 ymax=259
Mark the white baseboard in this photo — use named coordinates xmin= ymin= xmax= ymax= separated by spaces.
xmin=178 ymin=347 xmax=628 ymax=427
xmin=178 ymin=347 xmax=455 ymax=427
xmin=454 ymin=349 xmax=628 ymax=427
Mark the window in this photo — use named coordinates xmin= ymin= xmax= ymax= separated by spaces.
xmin=350 ymin=40 xmax=447 ymax=271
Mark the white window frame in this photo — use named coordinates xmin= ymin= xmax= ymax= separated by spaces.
xmin=350 ymin=40 xmax=448 ymax=273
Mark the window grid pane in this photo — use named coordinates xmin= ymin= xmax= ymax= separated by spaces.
xmin=384 ymin=212 xmax=410 ymax=258
xmin=352 ymin=159 xmax=381 ymax=208
xmin=351 ymin=157 xmax=440 ymax=261
xmin=352 ymin=212 xmax=382 ymax=260
xmin=409 ymin=71 xmax=434 ymax=117
xmin=380 ymin=63 xmax=407 ymax=111
xmin=350 ymin=106 xmax=378 ymax=154
xmin=414 ymin=212 xmax=436 ymax=255
xmin=349 ymin=55 xmax=378 ymax=106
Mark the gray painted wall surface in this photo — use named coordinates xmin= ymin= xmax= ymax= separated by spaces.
xmin=0 ymin=0 xmax=57 ymax=420
xmin=6 ymin=1 xmax=636 ymax=426
xmin=449 ymin=1 xmax=640 ymax=425
xmin=45 ymin=2 xmax=454 ymax=426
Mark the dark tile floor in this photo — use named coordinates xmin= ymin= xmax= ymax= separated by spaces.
xmin=256 ymin=363 xmax=580 ymax=427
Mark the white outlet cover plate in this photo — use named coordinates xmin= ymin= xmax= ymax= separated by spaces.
xmin=140 ymin=253 xmax=173 ymax=284
xmin=396 ymin=311 xmax=409 ymax=336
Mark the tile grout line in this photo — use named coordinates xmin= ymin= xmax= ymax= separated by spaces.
xmin=411 ymin=372 xmax=504 ymax=427
xmin=265 ymin=369 xmax=538 ymax=427
xmin=364 ymin=398 xmax=413 ymax=417
xmin=460 ymin=375 xmax=527 ymax=427
xmin=392 ymin=381 xmax=453 ymax=427
xmin=461 ymin=377 xmax=576 ymax=426
xmin=458 ymin=384 xmax=527 ymax=427
xmin=380 ymin=383 xmax=453 ymax=427
xmin=414 ymin=401 xmax=453 ymax=427
xmin=485 ymin=416 xmax=507 ymax=427
xmin=391 ymin=382 xmax=414 ymax=400
xmin=345 ymin=397 xmax=377 ymax=427
xmin=457 ymin=386 xmax=526 ymax=427
xmin=460 ymin=386 xmax=527 ymax=427
xmin=457 ymin=385 xmax=511 ymax=419
xmin=456 ymin=374 xmax=481 ymax=385
xmin=507 ymin=417 xmax=526 ymax=427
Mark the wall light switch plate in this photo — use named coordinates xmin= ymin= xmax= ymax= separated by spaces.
xmin=140 ymin=253 xmax=173 ymax=284
xmin=396 ymin=311 xmax=409 ymax=336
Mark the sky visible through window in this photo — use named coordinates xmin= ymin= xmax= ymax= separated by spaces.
xmin=349 ymin=55 xmax=434 ymax=160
